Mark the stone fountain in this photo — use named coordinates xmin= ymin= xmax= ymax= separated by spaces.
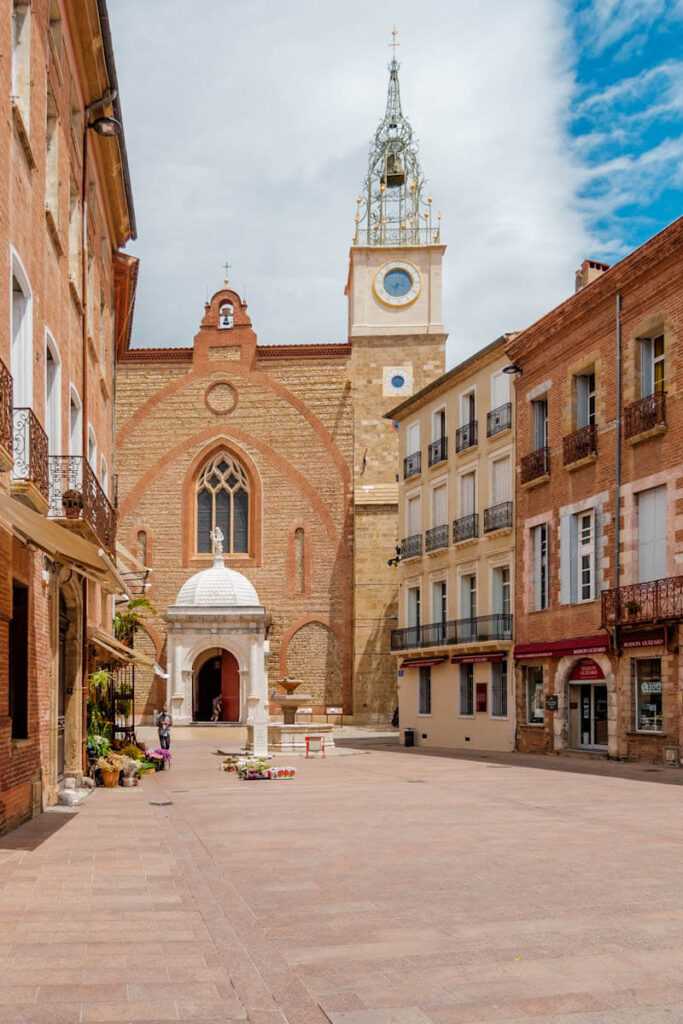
xmin=267 ymin=677 xmax=335 ymax=755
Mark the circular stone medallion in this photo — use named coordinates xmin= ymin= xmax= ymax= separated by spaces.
xmin=205 ymin=381 xmax=237 ymax=415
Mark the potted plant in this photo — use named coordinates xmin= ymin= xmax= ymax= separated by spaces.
xmin=96 ymin=753 xmax=124 ymax=788
xmin=114 ymin=597 xmax=157 ymax=648
xmin=62 ymin=488 xmax=83 ymax=519
xmin=625 ymin=599 xmax=641 ymax=619
xmin=120 ymin=756 xmax=141 ymax=787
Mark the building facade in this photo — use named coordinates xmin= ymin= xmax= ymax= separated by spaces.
xmin=0 ymin=0 xmax=136 ymax=832
xmin=388 ymin=336 xmax=516 ymax=750
xmin=115 ymin=54 xmax=446 ymax=725
xmin=509 ymin=222 xmax=683 ymax=764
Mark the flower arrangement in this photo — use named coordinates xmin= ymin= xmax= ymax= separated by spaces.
xmin=121 ymin=744 xmax=144 ymax=760
xmin=96 ymin=753 xmax=124 ymax=773
xmin=87 ymin=734 xmax=111 ymax=759
xmin=234 ymin=759 xmax=296 ymax=780
xmin=144 ymin=748 xmax=172 ymax=770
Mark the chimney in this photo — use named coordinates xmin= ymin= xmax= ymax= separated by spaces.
xmin=575 ymin=259 xmax=610 ymax=293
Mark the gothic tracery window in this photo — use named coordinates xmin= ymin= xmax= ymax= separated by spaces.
xmin=196 ymin=453 xmax=249 ymax=554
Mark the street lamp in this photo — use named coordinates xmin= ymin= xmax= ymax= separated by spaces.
xmin=503 ymin=364 xmax=523 ymax=375
xmin=87 ymin=116 xmax=121 ymax=137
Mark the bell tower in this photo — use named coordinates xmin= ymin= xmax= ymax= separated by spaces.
xmin=348 ymin=32 xmax=447 ymax=721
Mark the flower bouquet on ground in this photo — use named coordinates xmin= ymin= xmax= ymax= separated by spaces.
xmin=270 ymin=766 xmax=297 ymax=780
xmin=221 ymin=756 xmax=241 ymax=772
xmin=96 ymin=753 xmax=124 ymax=788
xmin=145 ymin=748 xmax=172 ymax=771
xmin=236 ymin=758 xmax=272 ymax=780
xmin=120 ymin=756 xmax=142 ymax=787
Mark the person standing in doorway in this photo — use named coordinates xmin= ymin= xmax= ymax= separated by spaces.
xmin=157 ymin=705 xmax=172 ymax=749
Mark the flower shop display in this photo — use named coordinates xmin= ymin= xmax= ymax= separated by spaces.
xmin=145 ymin=748 xmax=172 ymax=770
xmin=120 ymin=756 xmax=142 ymax=787
xmin=96 ymin=753 xmax=124 ymax=788
xmin=233 ymin=758 xmax=297 ymax=781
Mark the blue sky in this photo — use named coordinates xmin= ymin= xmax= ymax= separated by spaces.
xmin=569 ymin=0 xmax=683 ymax=261
xmin=110 ymin=0 xmax=683 ymax=364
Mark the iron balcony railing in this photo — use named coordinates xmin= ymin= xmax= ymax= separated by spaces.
xmin=563 ymin=423 xmax=597 ymax=465
xmin=391 ymin=613 xmax=513 ymax=651
xmin=48 ymin=455 xmax=116 ymax=555
xmin=400 ymin=533 xmax=422 ymax=560
xmin=425 ymin=523 xmax=449 ymax=552
xmin=453 ymin=513 xmax=478 ymax=544
xmin=428 ymin=436 xmax=448 ymax=466
xmin=0 ymin=359 xmax=12 ymax=466
xmin=455 ymin=420 xmax=478 ymax=453
xmin=484 ymin=501 xmax=513 ymax=533
xmin=487 ymin=402 xmax=512 ymax=437
xmin=624 ymin=391 xmax=666 ymax=440
xmin=12 ymin=408 xmax=49 ymax=499
xmin=404 ymin=450 xmax=421 ymax=479
xmin=520 ymin=445 xmax=549 ymax=484
xmin=601 ymin=575 xmax=683 ymax=627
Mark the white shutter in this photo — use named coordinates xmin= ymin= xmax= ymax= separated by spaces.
xmin=491 ymin=370 xmax=508 ymax=409
xmin=407 ymin=496 xmax=421 ymax=535
xmin=638 ymin=486 xmax=666 ymax=582
xmin=406 ymin=421 xmax=420 ymax=455
xmin=432 ymin=484 xmax=447 ymax=526
xmin=492 ymin=457 xmax=510 ymax=504
xmin=407 ymin=587 xmax=420 ymax=627
xmin=492 ymin=567 xmax=502 ymax=615
xmin=461 ymin=472 xmax=475 ymax=516
xmin=641 ymin=339 xmax=654 ymax=398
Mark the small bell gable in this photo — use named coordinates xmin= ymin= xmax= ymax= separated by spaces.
xmin=193 ymin=288 xmax=257 ymax=366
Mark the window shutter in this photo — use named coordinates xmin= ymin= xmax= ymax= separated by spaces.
xmin=560 ymin=515 xmax=572 ymax=605
xmin=593 ymin=507 xmax=600 ymax=598
xmin=577 ymin=376 xmax=589 ymax=429
xmin=407 ymin=421 xmax=420 ymax=453
xmin=533 ymin=527 xmax=542 ymax=610
xmin=641 ymin=338 xmax=653 ymax=398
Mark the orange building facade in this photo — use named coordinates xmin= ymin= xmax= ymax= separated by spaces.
xmin=509 ymin=220 xmax=683 ymax=763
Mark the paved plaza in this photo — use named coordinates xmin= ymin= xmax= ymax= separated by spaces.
xmin=2 ymin=737 xmax=683 ymax=1024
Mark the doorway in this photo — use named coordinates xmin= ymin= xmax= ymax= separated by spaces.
xmin=58 ymin=594 xmax=68 ymax=780
xmin=194 ymin=650 xmax=240 ymax=722
xmin=569 ymin=683 xmax=607 ymax=749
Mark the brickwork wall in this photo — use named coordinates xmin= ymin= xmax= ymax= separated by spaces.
xmin=282 ymin=621 xmax=343 ymax=706
xmin=509 ymin=218 xmax=683 ymax=760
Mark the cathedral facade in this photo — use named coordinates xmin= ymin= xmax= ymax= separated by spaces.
xmin=115 ymin=56 xmax=446 ymax=724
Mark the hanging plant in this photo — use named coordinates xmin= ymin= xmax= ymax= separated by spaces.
xmin=114 ymin=597 xmax=157 ymax=647
xmin=89 ymin=668 xmax=113 ymax=696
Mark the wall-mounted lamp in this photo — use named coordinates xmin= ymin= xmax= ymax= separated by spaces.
xmin=87 ymin=116 xmax=121 ymax=137
xmin=387 ymin=544 xmax=401 ymax=568
xmin=503 ymin=364 xmax=523 ymax=375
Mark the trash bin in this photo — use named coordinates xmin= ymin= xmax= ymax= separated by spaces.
xmin=404 ymin=729 xmax=415 ymax=748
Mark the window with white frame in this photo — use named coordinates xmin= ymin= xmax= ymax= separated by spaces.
xmin=575 ymin=371 xmax=596 ymax=428
xmin=491 ymin=369 xmax=509 ymax=410
xmin=418 ymin=665 xmax=431 ymax=715
xmin=11 ymin=1 xmax=31 ymax=124
xmin=11 ymin=260 xmax=32 ymax=407
xmin=460 ymin=390 xmax=475 ymax=426
xmin=45 ymin=333 xmax=61 ymax=456
xmin=432 ymin=407 xmax=446 ymax=440
xmin=490 ymin=455 xmax=510 ymax=505
xmin=491 ymin=660 xmax=508 ymax=718
xmin=638 ymin=485 xmax=666 ymax=583
xmin=406 ymin=493 xmax=421 ymax=537
xmin=560 ymin=509 xmax=596 ymax=604
xmin=525 ymin=666 xmax=544 ymax=724
xmin=407 ymin=586 xmax=420 ymax=628
xmin=634 ymin=658 xmax=662 ymax=732
xmin=431 ymin=483 xmax=447 ymax=527
xmin=459 ymin=663 xmax=474 ymax=716
xmin=432 ymin=579 xmax=447 ymax=624
xmin=460 ymin=470 xmax=476 ymax=516
xmin=531 ymin=523 xmax=549 ymax=610
xmin=492 ymin=565 xmax=511 ymax=616
xmin=406 ymin=420 xmax=420 ymax=457
xmin=640 ymin=335 xmax=664 ymax=397
xmin=460 ymin=573 xmax=477 ymax=641
xmin=532 ymin=397 xmax=548 ymax=450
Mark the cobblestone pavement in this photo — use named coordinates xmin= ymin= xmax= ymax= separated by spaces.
xmin=2 ymin=736 xmax=683 ymax=1023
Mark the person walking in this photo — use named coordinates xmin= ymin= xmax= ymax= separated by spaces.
xmin=157 ymin=705 xmax=172 ymax=750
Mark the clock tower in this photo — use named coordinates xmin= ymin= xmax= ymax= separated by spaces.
xmin=347 ymin=35 xmax=447 ymax=720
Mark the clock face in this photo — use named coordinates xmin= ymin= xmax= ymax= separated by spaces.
xmin=374 ymin=261 xmax=421 ymax=308
xmin=383 ymin=365 xmax=413 ymax=397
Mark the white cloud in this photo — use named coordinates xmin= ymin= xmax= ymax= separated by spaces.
xmin=110 ymin=0 xmax=598 ymax=366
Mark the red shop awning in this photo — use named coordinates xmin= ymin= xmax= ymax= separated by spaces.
xmin=514 ymin=635 xmax=609 ymax=659
xmin=400 ymin=657 xmax=447 ymax=669
xmin=451 ymin=653 xmax=504 ymax=664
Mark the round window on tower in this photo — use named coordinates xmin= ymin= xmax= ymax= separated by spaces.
xmin=383 ymin=366 xmax=412 ymax=396
xmin=391 ymin=374 xmax=406 ymax=389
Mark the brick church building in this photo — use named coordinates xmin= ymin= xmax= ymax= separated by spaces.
xmin=115 ymin=53 xmax=447 ymax=724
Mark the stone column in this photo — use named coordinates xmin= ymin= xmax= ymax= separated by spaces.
xmin=246 ymin=629 xmax=268 ymax=757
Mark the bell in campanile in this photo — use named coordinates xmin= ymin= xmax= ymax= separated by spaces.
xmin=382 ymin=151 xmax=405 ymax=188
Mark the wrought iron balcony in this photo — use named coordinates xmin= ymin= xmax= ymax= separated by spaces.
xmin=455 ymin=420 xmax=478 ymax=453
xmin=400 ymin=533 xmax=422 ymax=560
xmin=520 ymin=445 xmax=550 ymax=484
xmin=48 ymin=456 xmax=116 ymax=555
xmin=425 ymin=523 xmax=449 ymax=552
xmin=11 ymin=408 xmax=49 ymax=506
xmin=0 ymin=359 xmax=12 ymax=471
xmin=391 ymin=613 xmax=513 ymax=650
xmin=487 ymin=402 xmax=512 ymax=437
xmin=484 ymin=501 xmax=513 ymax=533
xmin=563 ymin=423 xmax=597 ymax=465
xmin=404 ymin=450 xmax=421 ymax=479
xmin=428 ymin=436 xmax=448 ymax=466
xmin=453 ymin=513 xmax=478 ymax=544
xmin=624 ymin=392 xmax=666 ymax=440
xmin=601 ymin=575 xmax=683 ymax=627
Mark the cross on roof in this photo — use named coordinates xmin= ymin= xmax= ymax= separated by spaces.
xmin=223 ymin=260 xmax=231 ymax=283
xmin=389 ymin=26 xmax=399 ymax=62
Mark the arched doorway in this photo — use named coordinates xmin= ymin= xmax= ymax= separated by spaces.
xmin=193 ymin=649 xmax=240 ymax=722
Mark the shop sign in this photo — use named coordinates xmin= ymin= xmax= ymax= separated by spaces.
xmin=621 ymin=629 xmax=665 ymax=649
xmin=451 ymin=653 xmax=503 ymax=664
xmin=475 ymin=682 xmax=487 ymax=712
xmin=641 ymin=681 xmax=662 ymax=693
xmin=514 ymin=635 xmax=608 ymax=659
xmin=569 ymin=658 xmax=605 ymax=681
xmin=545 ymin=694 xmax=559 ymax=710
